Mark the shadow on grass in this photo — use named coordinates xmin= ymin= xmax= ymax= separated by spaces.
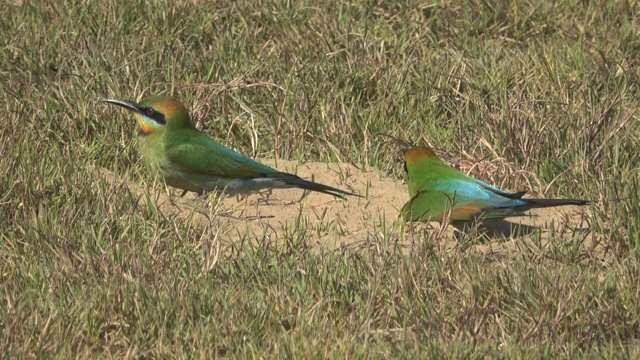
xmin=451 ymin=217 xmax=591 ymax=243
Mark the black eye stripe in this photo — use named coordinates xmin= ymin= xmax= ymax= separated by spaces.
xmin=140 ymin=107 xmax=167 ymax=125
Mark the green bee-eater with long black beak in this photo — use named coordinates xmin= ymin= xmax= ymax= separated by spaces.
xmin=102 ymin=95 xmax=360 ymax=198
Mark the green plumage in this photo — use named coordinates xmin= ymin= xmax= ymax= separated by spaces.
xmin=103 ymin=96 xmax=360 ymax=197
xmin=401 ymin=146 xmax=589 ymax=222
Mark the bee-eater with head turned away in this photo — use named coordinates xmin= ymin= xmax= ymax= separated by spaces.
xmin=401 ymin=146 xmax=589 ymax=222
xmin=101 ymin=95 xmax=360 ymax=198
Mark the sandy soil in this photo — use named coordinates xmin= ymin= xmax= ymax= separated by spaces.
xmin=97 ymin=160 xmax=595 ymax=257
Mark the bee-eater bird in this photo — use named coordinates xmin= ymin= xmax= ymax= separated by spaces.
xmin=101 ymin=95 xmax=360 ymax=198
xmin=401 ymin=146 xmax=589 ymax=222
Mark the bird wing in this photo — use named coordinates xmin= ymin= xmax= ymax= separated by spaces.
xmin=402 ymin=179 xmax=528 ymax=221
xmin=473 ymin=179 xmax=527 ymax=199
xmin=401 ymin=188 xmax=488 ymax=221
xmin=433 ymin=179 xmax=524 ymax=207
xmin=164 ymin=141 xmax=279 ymax=179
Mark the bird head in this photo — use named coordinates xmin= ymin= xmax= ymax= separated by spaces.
xmin=101 ymin=95 xmax=193 ymax=135
xmin=404 ymin=146 xmax=438 ymax=173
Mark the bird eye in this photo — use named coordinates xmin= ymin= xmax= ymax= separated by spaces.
xmin=140 ymin=106 xmax=166 ymax=125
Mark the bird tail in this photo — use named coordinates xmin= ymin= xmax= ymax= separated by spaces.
xmin=284 ymin=177 xmax=362 ymax=198
xmin=518 ymin=198 xmax=589 ymax=212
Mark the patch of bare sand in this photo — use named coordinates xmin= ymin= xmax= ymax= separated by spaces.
xmin=96 ymin=160 xmax=599 ymax=259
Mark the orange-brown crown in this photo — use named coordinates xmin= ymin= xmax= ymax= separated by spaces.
xmin=405 ymin=146 xmax=438 ymax=167
xmin=138 ymin=96 xmax=189 ymax=123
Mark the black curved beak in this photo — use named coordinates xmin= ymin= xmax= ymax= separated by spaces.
xmin=101 ymin=98 xmax=143 ymax=115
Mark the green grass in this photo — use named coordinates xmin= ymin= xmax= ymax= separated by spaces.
xmin=2 ymin=0 xmax=640 ymax=357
